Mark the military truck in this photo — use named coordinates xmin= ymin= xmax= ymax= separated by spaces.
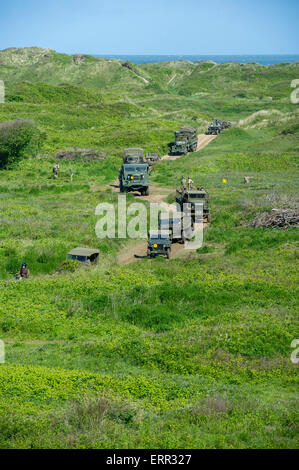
xmin=119 ymin=163 xmax=150 ymax=195
xmin=147 ymin=230 xmax=171 ymax=259
xmin=176 ymin=188 xmax=210 ymax=223
xmin=171 ymin=127 xmax=198 ymax=155
xmin=159 ymin=212 xmax=194 ymax=243
xmin=66 ymin=247 xmax=99 ymax=265
xmin=123 ymin=148 xmax=146 ymax=164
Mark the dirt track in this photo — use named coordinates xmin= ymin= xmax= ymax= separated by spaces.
xmin=112 ymin=133 xmax=215 ymax=265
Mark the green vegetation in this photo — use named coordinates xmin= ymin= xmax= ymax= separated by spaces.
xmin=0 ymin=48 xmax=298 ymax=448
xmin=0 ymin=119 xmax=43 ymax=168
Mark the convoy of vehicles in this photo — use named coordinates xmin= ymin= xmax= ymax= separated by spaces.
xmin=27 ymin=127 xmax=217 ymax=272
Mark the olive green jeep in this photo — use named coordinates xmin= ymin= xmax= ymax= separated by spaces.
xmin=147 ymin=230 xmax=171 ymax=259
xmin=66 ymin=247 xmax=99 ymax=265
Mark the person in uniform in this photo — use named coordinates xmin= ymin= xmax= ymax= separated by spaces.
xmin=188 ymin=176 xmax=194 ymax=190
xmin=19 ymin=262 xmax=30 ymax=279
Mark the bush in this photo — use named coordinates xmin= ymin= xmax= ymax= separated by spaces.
xmin=57 ymin=259 xmax=81 ymax=273
xmin=0 ymin=119 xmax=43 ymax=168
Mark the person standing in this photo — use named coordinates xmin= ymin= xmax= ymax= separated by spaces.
xmin=53 ymin=163 xmax=59 ymax=179
xmin=188 ymin=176 xmax=194 ymax=190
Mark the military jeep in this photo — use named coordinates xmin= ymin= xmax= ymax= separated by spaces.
xmin=119 ymin=163 xmax=150 ymax=195
xmin=147 ymin=230 xmax=171 ymax=259
xmin=123 ymin=148 xmax=146 ymax=164
xmin=66 ymin=247 xmax=99 ymax=265
xmin=176 ymin=188 xmax=210 ymax=223
xmin=171 ymin=127 xmax=198 ymax=155
xmin=206 ymin=120 xmax=222 ymax=135
xmin=159 ymin=212 xmax=194 ymax=243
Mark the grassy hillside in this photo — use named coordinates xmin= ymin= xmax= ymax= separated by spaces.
xmin=0 ymin=48 xmax=298 ymax=449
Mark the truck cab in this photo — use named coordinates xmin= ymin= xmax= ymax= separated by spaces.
xmin=119 ymin=163 xmax=150 ymax=195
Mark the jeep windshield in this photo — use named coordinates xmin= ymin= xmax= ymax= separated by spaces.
xmin=149 ymin=234 xmax=169 ymax=241
xmin=125 ymin=165 xmax=147 ymax=172
xmin=189 ymin=193 xmax=205 ymax=199
xmin=67 ymin=254 xmax=87 ymax=262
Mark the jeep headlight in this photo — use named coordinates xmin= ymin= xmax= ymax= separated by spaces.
xmin=153 ymin=243 xmax=157 ymax=248
xmin=130 ymin=176 xmax=134 ymax=180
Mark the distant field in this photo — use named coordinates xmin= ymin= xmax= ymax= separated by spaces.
xmin=0 ymin=48 xmax=298 ymax=449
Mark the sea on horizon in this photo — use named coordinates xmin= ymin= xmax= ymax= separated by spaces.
xmin=93 ymin=54 xmax=299 ymax=66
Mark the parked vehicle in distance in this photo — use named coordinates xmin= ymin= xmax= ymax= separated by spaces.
xmin=66 ymin=247 xmax=100 ymax=265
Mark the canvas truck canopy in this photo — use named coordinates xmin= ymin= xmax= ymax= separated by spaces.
xmin=66 ymin=247 xmax=100 ymax=263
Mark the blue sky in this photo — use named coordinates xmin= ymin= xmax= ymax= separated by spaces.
xmin=0 ymin=0 xmax=298 ymax=54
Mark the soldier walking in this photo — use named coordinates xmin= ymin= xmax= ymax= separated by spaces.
xmin=181 ymin=176 xmax=186 ymax=189
xmin=53 ymin=163 xmax=60 ymax=179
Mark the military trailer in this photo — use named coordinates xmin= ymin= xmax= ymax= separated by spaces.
xmin=66 ymin=247 xmax=99 ymax=265
xmin=222 ymin=121 xmax=231 ymax=129
xmin=119 ymin=163 xmax=150 ymax=195
xmin=159 ymin=213 xmax=194 ymax=243
xmin=147 ymin=230 xmax=171 ymax=259
xmin=176 ymin=188 xmax=210 ymax=223
xmin=145 ymin=152 xmax=160 ymax=162
xmin=171 ymin=127 xmax=198 ymax=155
xmin=123 ymin=148 xmax=146 ymax=164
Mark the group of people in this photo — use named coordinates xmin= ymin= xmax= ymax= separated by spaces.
xmin=52 ymin=163 xmax=74 ymax=181
xmin=181 ymin=175 xmax=194 ymax=191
